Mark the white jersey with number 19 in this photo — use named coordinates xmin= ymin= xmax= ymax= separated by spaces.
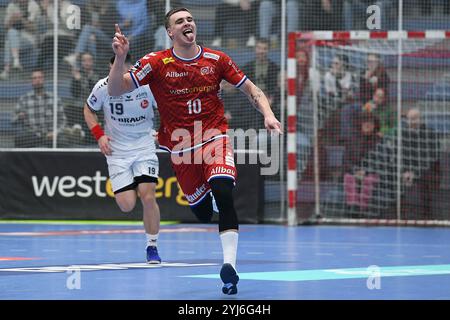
xmin=86 ymin=77 xmax=158 ymax=157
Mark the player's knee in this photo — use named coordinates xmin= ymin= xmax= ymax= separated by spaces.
xmin=210 ymin=178 xmax=234 ymax=205
xmin=116 ymin=198 xmax=136 ymax=213
xmin=191 ymin=197 xmax=213 ymax=223
xmin=140 ymin=192 xmax=157 ymax=208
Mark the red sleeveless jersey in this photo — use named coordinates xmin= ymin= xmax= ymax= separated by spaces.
xmin=129 ymin=46 xmax=247 ymax=152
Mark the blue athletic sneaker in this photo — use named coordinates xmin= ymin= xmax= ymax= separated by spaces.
xmin=220 ymin=263 xmax=239 ymax=295
xmin=146 ymin=246 xmax=161 ymax=264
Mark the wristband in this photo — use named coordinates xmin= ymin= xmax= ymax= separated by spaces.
xmin=90 ymin=124 xmax=105 ymax=141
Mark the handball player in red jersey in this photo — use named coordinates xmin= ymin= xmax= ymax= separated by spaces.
xmin=108 ymin=7 xmax=282 ymax=295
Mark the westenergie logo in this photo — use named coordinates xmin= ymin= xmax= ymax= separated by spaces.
xmin=31 ymin=172 xmax=189 ymax=206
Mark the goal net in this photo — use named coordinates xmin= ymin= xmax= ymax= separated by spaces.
xmin=288 ymin=31 xmax=450 ymax=226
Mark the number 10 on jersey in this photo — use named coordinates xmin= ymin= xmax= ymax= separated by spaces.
xmin=187 ymin=99 xmax=201 ymax=114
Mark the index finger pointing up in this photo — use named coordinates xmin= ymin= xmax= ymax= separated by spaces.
xmin=115 ymin=24 xmax=122 ymax=35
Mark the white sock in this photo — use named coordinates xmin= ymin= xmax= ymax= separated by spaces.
xmin=220 ymin=231 xmax=238 ymax=269
xmin=146 ymin=233 xmax=158 ymax=248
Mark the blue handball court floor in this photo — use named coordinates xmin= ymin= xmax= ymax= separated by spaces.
xmin=1 ymin=221 xmax=450 ymax=300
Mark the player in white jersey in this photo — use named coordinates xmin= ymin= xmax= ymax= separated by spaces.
xmin=83 ymin=54 xmax=161 ymax=264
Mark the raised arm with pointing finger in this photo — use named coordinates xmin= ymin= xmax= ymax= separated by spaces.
xmin=108 ymin=24 xmax=135 ymax=96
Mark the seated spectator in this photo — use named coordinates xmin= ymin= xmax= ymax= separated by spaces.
xmin=359 ymin=53 xmax=390 ymax=103
xmin=242 ymin=38 xmax=280 ymax=112
xmin=259 ymin=0 xmax=299 ymax=41
xmin=211 ymin=0 xmax=258 ymax=47
xmin=341 ymin=86 xmax=393 ymax=144
xmin=150 ymin=0 xmax=181 ymax=51
xmin=301 ymin=0 xmax=344 ymax=31
xmin=343 ymin=111 xmax=382 ymax=210
xmin=401 ymin=108 xmax=440 ymax=218
xmin=0 ymin=0 xmax=42 ymax=80
xmin=67 ymin=52 xmax=99 ymax=144
xmin=115 ymin=0 xmax=151 ymax=58
xmin=36 ymin=0 xmax=77 ymax=68
xmin=362 ymin=87 xmax=395 ymax=137
xmin=63 ymin=1 xmax=118 ymax=70
xmin=324 ymin=53 xmax=355 ymax=104
xmin=419 ymin=0 xmax=449 ymax=15
xmin=13 ymin=69 xmax=83 ymax=147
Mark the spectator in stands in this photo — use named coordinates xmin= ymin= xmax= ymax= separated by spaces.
xmin=37 ymin=0 xmax=73 ymax=36
xmin=341 ymin=86 xmax=393 ymax=144
xmin=343 ymin=110 xmax=382 ymax=210
xmin=211 ymin=0 xmax=258 ymax=47
xmin=36 ymin=0 xmax=77 ymax=68
xmin=63 ymin=1 xmax=118 ymax=70
xmin=419 ymin=0 xmax=450 ymax=15
xmin=0 ymin=0 xmax=42 ymax=80
xmin=151 ymin=0 xmax=182 ymax=51
xmin=359 ymin=53 xmax=390 ymax=103
xmin=224 ymin=38 xmax=280 ymax=133
xmin=13 ymin=69 xmax=82 ymax=147
xmin=221 ymin=81 xmax=251 ymax=130
xmin=258 ymin=0 xmax=299 ymax=41
xmin=302 ymin=0 xmax=344 ymax=31
xmin=296 ymin=45 xmax=310 ymax=101
xmin=67 ymin=52 xmax=99 ymax=144
xmin=401 ymin=108 xmax=440 ymax=218
xmin=242 ymin=38 xmax=280 ymax=111
xmin=344 ymin=0 xmax=397 ymax=30
xmin=324 ymin=53 xmax=355 ymax=104
xmin=115 ymin=0 xmax=151 ymax=58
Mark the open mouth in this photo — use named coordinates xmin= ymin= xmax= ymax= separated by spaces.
xmin=183 ymin=28 xmax=193 ymax=37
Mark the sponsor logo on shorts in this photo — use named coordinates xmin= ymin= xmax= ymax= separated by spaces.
xmin=184 ymin=184 xmax=207 ymax=203
xmin=210 ymin=167 xmax=236 ymax=176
